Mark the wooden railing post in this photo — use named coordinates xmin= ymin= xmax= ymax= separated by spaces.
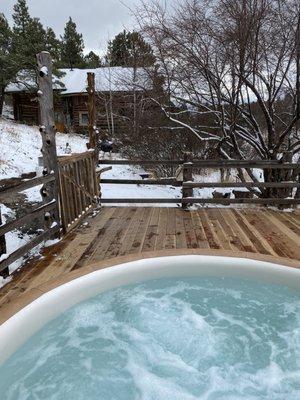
xmin=87 ymin=72 xmax=99 ymax=165
xmin=182 ymin=153 xmax=193 ymax=209
xmin=36 ymin=51 xmax=60 ymax=232
xmin=0 ymin=207 xmax=8 ymax=277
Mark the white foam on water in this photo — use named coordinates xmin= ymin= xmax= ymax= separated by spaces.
xmin=0 ymin=276 xmax=300 ymax=400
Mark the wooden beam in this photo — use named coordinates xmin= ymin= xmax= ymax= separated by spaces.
xmin=0 ymin=201 xmax=56 ymax=237
xmin=57 ymin=151 xmax=94 ymax=165
xmin=0 ymin=207 xmax=8 ymax=277
xmin=99 ymin=197 xmax=300 ymax=205
xmin=96 ymin=166 xmax=112 ymax=176
xmin=182 ymin=153 xmax=193 ymax=209
xmin=87 ymin=72 xmax=98 ymax=163
xmin=100 ymin=178 xmax=182 ymax=186
xmin=183 ymin=182 xmax=300 ymax=189
xmin=98 ymin=159 xmax=299 ymax=169
xmin=0 ymin=225 xmax=60 ymax=273
xmin=100 ymin=198 xmax=181 ymax=203
xmin=36 ymin=51 xmax=60 ymax=231
xmin=98 ymin=159 xmax=183 ymax=166
xmin=0 ymin=174 xmax=54 ymax=201
xmin=182 ymin=198 xmax=300 ymax=205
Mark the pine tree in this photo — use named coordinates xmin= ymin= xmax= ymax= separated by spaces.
xmin=11 ymin=0 xmax=63 ymax=88
xmin=12 ymin=0 xmax=46 ymax=70
xmin=0 ymin=13 xmax=17 ymax=115
xmin=84 ymin=51 xmax=101 ymax=68
xmin=45 ymin=27 xmax=61 ymax=64
xmin=60 ymin=17 xmax=85 ymax=69
xmin=107 ymin=30 xmax=155 ymax=67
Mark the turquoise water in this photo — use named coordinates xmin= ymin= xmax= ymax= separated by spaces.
xmin=0 ymin=276 xmax=300 ymax=399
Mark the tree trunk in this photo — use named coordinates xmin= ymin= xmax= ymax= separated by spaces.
xmin=36 ymin=52 xmax=60 ymax=234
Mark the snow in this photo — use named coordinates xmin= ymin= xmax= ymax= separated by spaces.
xmin=0 ymin=117 xmax=87 ymax=179
xmin=6 ymin=67 xmax=147 ymax=95
xmin=39 ymin=66 xmax=48 ymax=77
xmin=101 ymin=159 xmax=182 ymax=206
xmin=100 ymin=158 xmax=251 ymax=207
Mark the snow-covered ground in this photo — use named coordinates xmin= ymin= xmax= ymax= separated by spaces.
xmin=0 ymin=118 xmax=87 ymax=179
xmin=100 ymin=160 xmax=182 ymax=206
xmin=100 ymin=156 xmax=263 ymax=207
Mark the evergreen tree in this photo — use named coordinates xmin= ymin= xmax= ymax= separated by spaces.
xmin=60 ymin=17 xmax=85 ymax=69
xmin=0 ymin=13 xmax=17 ymax=115
xmin=84 ymin=51 xmax=101 ymax=68
xmin=12 ymin=0 xmax=63 ymax=88
xmin=45 ymin=27 xmax=61 ymax=64
xmin=12 ymin=0 xmax=46 ymax=69
xmin=106 ymin=30 xmax=155 ymax=67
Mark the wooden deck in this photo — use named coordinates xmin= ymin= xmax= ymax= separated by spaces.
xmin=0 ymin=206 xmax=300 ymax=323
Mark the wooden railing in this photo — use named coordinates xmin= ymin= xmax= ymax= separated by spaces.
xmin=58 ymin=150 xmax=100 ymax=233
xmin=0 ymin=174 xmax=60 ymax=276
xmin=98 ymin=158 xmax=300 ymax=206
xmin=0 ymin=53 xmax=101 ymax=279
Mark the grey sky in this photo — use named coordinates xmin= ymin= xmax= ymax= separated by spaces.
xmin=0 ymin=0 xmax=140 ymax=55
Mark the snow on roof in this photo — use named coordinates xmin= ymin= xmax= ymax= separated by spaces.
xmin=6 ymin=67 xmax=147 ymax=95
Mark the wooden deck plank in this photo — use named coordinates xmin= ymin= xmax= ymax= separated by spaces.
xmin=164 ymin=208 xmax=177 ymax=249
xmin=86 ymin=208 xmax=130 ymax=264
xmin=128 ymin=207 xmax=152 ymax=254
xmin=182 ymin=211 xmax=198 ymax=249
xmin=175 ymin=208 xmax=188 ymax=249
xmin=242 ymin=210 xmax=300 ymax=259
xmin=117 ymin=208 xmax=146 ymax=256
xmin=142 ymin=207 xmax=160 ymax=252
xmin=224 ymin=209 xmax=256 ymax=253
xmin=102 ymin=208 xmax=138 ymax=259
xmin=0 ymin=206 xmax=299 ymax=316
xmin=197 ymin=209 xmax=221 ymax=249
xmin=230 ymin=209 xmax=276 ymax=256
xmin=190 ymin=211 xmax=210 ymax=249
xmin=156 ymin=208 xmax=169 ymax=250
xmin=27 ymin=208 xmax=116 ymax=286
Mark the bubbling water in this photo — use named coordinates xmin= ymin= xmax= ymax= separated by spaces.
xmin=0 ymin=276 xmax=300 ymax=399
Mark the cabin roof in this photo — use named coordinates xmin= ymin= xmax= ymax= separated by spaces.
xmin=6 ymin=67 xmax=147 ymax=95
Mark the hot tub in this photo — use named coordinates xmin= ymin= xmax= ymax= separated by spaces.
xmin=0 ymin=255 xmax=299 ymax=399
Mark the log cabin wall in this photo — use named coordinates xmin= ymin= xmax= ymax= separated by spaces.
xmin=11 ymin=92 xmax=66 ymax=131
xmin=12 ymin=92 xmax=39 ymax=125
xmin=64 ymin=91 xmax=138 ymax=136
xmin=9 ymin=90 xmax=148 ymax=137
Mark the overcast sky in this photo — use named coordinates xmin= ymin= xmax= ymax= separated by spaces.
xmin=0 ymin=0 xmax=140 ymax=55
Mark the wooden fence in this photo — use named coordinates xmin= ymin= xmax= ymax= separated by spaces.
xmin=0 ymin=174 xmax=60 ymax=276
xmin=98 ymin=158 xmax=300 ymax=206
xmin=58 ymin=151 xmax=99 ymax=233
xmin=0 ymin=52 xmax=100 ymax=277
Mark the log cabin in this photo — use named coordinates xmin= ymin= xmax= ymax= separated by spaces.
xmin=5 ymin=67 xmax=147 ymax=135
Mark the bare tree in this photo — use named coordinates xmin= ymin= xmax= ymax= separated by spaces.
xmin=134 ymin=0 xmax=300 ymax=186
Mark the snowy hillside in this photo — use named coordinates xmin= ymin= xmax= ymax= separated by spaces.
xmin=0 ymin=118 xmax=87 ymax=179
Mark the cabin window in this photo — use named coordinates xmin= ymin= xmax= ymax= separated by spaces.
xmin=79 ymin=112 xmax=89 ymax=126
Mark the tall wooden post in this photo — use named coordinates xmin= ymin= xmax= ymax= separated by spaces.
xmin=182 ymin=152 xmax=194 ymax=209
xmin=87 ymin=72 xmax=99 ymax=164
xmin=36 ymin=51 xmax=60 ymax=231
xmin=0 ymin=208 xmax=8 ymax=278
